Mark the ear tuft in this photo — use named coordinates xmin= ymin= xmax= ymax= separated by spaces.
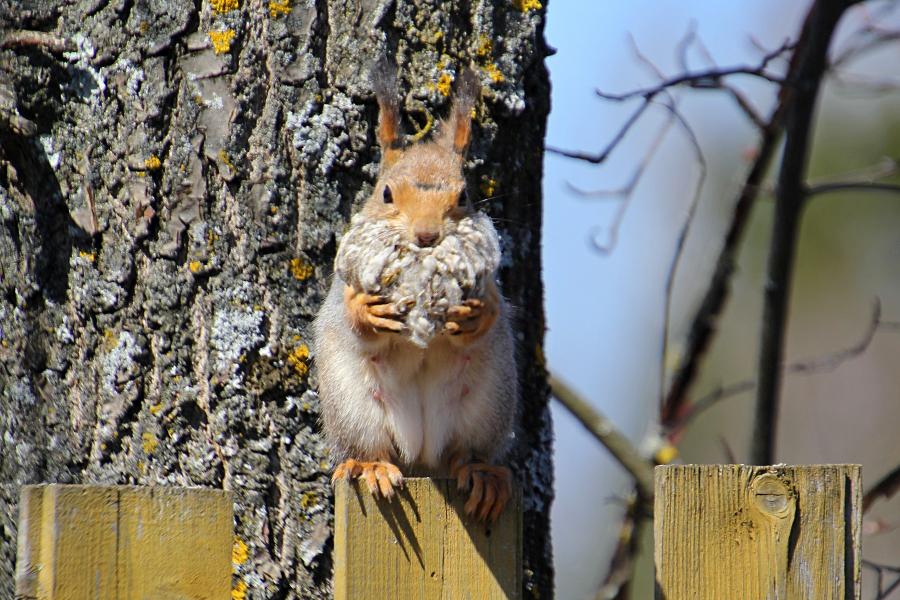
xmin=440 ymin=67 xmax=481 ymax=154
xmin=371 ymin=58 xmax=403 ymax=164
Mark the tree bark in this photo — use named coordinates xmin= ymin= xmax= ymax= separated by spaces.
xmin=0 ymin=0 xmax=553 ymax=597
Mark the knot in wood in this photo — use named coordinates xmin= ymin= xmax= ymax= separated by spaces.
xmin=750 ymin=473 xmax=792 ymax=518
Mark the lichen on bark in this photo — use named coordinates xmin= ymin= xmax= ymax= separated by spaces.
xmin=0 ymin=0 xmax=553 ymax=597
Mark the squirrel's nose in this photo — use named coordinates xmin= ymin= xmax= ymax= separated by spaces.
xmin=415 ymin=231 xmax=439 ymax=247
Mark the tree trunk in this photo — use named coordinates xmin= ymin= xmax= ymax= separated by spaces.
xmin=0 ymin=0 xmax=552 ymax=597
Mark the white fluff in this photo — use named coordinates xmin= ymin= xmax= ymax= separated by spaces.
xmin=335 ymin=212 xmax=501 ymax=347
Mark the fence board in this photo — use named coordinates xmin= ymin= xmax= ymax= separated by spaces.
xmin=334 ymin=477 xmax=521 ymax=600
xmin=654 ymin=464 xmax=861 ymax=600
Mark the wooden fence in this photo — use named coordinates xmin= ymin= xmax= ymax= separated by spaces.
xmin=14 ymin=465 xmax=860 ymax=599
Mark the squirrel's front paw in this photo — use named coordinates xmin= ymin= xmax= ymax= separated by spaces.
xmin=443 ymin=299 xmax=485 ymax=336
xmin=333 ymin=458 xmax=404 ymax=499
xmin=345 ymin=286 xmax=407 ymax=335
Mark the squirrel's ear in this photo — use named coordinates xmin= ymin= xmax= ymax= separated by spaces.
xmin=439 ymin=68 xmax=480 ymax=155
xmin=371 ymin=58 xmax=402 ymax=166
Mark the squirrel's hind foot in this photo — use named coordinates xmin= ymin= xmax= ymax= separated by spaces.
xmin=332 ymin=458 xmax=404 ymax=499
xmin=450 ymin=457 xmax=512 ymax=524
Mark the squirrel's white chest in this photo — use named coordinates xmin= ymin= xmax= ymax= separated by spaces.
xmin=364 ymin=340 xmax=478 ymax=468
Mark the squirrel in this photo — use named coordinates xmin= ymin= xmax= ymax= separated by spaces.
xmin=313 ymin=62 xmax=518 ymax=523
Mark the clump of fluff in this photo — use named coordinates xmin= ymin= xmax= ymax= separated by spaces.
xmin=336 ymin=212 xmax=501 ymax=347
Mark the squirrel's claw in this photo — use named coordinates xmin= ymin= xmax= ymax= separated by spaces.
xmin=332 ymin=458 xmax=404 ymax=499
xmin=345 ymin=286 xmax=407 ymax=334
xmin=444 ymin=301 xmax=484 ymax=335
xmin=450 ymin=459 xmax=512 ymax=524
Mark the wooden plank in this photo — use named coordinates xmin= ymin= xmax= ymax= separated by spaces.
xmin=116 ymin=487 xmax=233 ymax=599
xmin=654 ymin=464 xmax=862 ymax=600
xmin=39 ymin=485 xmax=119 ymax=599
xmin=15 ymin=484 xmax=233 ymax=599
xmin=334 ymin=477 xmax=521 ymax=600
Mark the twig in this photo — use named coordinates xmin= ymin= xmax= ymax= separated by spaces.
xmin=594 ymin=40 xmax=790 ymax=104
xmin=862 ymin=559 xmax=900 ymax=600
xmin=787 ymin=298 xmax=881 ymax=374
xmin=576 ymin=107 xmax=676 ymax=254
xmin=670 ymin=299 xmax=886 ymax=433
xmin=549 ymin=375 xmax=655 ymax=503
xmin=593 ymin=492 xmax=644 ymax=600
xmin=546 ymin=101 xmax=651 ymax=164
xmin=660 ymin=96 xmax=786 ymax=424
xmin=863 ymin=464 xmax=900 ymax=513
xmin=0 ymin=30 xmax=74 ymax=54
xmin=806 ymin=181 xmax=900 ymax=196
xmin=752 ymin=0 xmax=864 ymax=466
xmin=657 ymin=98 xmax=707 ymax=415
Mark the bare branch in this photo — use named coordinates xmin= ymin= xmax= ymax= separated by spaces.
xmin=549 ymin=375 xmax=655 ymax=503
xmin=863 ymin=464 xmax=900 ymax=514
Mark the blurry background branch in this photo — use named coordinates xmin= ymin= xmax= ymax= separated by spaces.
xmin=549 ymin=375 xmax=655 ymax=504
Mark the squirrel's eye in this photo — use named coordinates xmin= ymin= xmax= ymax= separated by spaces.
xmin=457 ymin=188 xmax=468 ymax=207
xmin=383 ymin=185 xmax=393 ymax=204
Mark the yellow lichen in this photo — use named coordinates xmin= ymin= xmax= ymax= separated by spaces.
xmin=144 ymin=155 xmax=162 ymax=170
xmin=209 ymin=29 xmax=236 ymax=55
xmin=512 ymin=0 xmax=542 ymax=11
xmin=189 ymin=260 xmax=202 ymax=273
xmin=210 ymin=0 xmax=239 ymax=12
xmin=290 ymin=258 xmax=313 ymax=281
xmin=102 ymin=329 xmax=118 ymax=352
xmin=137 ymin=460 xmax=146 ymax=474
xmin=149 ymin=402 xmax=164 ymax=416
xmin=232 ymin=580 xmax=248 ymax=600
xmin=232 ymin=537 xmax=249 ymax=564
xmin=484 ymin=63 xmax=505 ymax=83
xmin=288 ymin=344 xmax=310 ymax=376
xmin=79 ymin=250 xmax=96 ymax=263
xmin=409 ymin=110 xmax=434 ymax=142
xmin=218 ymin=148 xmax=236 ymax=171
xmin=480 ymin=177 xmax=497 ymax=198
xmin=476 ymin=35 xmax=493 ymax=58
xmin=141 ymin=432 xmax=159 ymax=454
xmin=436 ymin=72 xmax=453 ymax=97
xmin=299 ymin=491 xmax=318 ymax=509
xmin=534 ymin=343 xmax=546 ymax=368
xmin=268 ymin=0 xmax=291 ymax=17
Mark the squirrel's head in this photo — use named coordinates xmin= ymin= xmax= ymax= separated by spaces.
xmin=362 ymin=62 xmax=480 ymax=248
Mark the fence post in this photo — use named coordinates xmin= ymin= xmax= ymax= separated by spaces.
xmin=15 ymin=485 xmax=233 ymax=599
xmin=654 ymin=464 xmax=861 ymax=599
xmin=333 ymin=477 xmax=522 ymax=600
